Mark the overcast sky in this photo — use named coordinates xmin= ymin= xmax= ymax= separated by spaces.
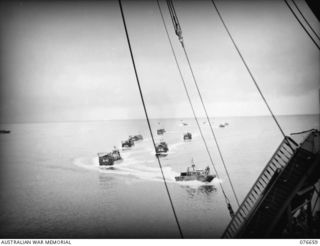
xmin=0 ymin=0 xmax=319 ymax=123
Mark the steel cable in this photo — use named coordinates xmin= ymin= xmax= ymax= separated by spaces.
xmin=284 ymin=0 xmax=320 ymax=49
xmin=118 ymin=0 xmax=183 ymax=238
xmin=165 ymin=0 xmax=240 ymax=208
xmin=157 ymin=0 xmax=233 ymax=207
xmin=291 ymin=0 xmax=320 ymax=41
xmin=210 ymin=0 xmax=297 ymax=153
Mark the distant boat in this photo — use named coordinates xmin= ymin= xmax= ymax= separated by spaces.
xmin=180 ymin=120 xmax=188 ymax=126
xmin=157 ymin=128 xmax=166 ymax=135
xmin=129 ymin=134 xmax=143 ymax=142
xmin=155 ymin=141 xmax=168 ymax=157
xmin=219 ymin=124 xmax=225 ymax=128
xmin=98 ymin=148 xmax=122 ymax=166
xmin=0 ymin=130 xmax=10 ymax=134
xmin=121 ymin=139 xmax=135 ymax=149
xmin=98 ymin=153 xmax=114 ymax=166
xmin=110 ymin=148 xmax=122 ymax=161
xmin=183 ymin=132 xmax=192 ymax=141
xmin=175 ymin=161 xmax=215 ymax=183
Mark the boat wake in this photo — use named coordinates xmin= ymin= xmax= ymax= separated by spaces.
xmin=73 ymin=151 xmax=180 ymax=183
xmin=73 ymin=136 xmax=223 ymax=186
xmin=73 ymin=150 xmax=224 ymax=187
xmin=169 ymin=141 xmax=186 ymax=153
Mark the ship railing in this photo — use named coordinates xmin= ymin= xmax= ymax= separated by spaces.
xmin=222 ymin=136 xmax=299 ymax=238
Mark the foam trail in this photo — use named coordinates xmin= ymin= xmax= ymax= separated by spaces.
xmin=73 ymin=155 xmax=180 ymax=183
xmin=73 ymin=155 xmax=223 ymax=189
xmin=214 ymin=178 xmax=224 ymax=184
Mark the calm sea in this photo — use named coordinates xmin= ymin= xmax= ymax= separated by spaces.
xmin=0 ymin=115 xmax=318 ymax=238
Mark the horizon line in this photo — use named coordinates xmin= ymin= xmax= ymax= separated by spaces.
xmin=1 ymin=113 xmax=319 ymax=125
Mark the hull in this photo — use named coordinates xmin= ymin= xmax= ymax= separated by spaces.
xmin=122 ymin=139 xmax=135 ymax=148
xmin=129 ymin=135 xmax=143 ymax=142
xmin=157 ymin=129 xmax=166 ymax=135
xmin=155 ymin=142 xmax=168 ymax=156
xmin=98 ymin=150 xmax=121 ymax=166
xmin=99 ymin=162 xmax=114 ymax=166
xmin=183 ymin=133 xmax=192 ymax=140
xmin=99 ymin=156 xmax=114 ymax=166
xmin=113 ymin=156 xmax=122 ymax=161
xmin=155 ymin=152 xmax=168 ymax=157
xmin=175 ymin=175 xmax=215 ymax=183
xmin=0 ymin=130 xmax=10 ymax=134
xmin=122 ymin=143 xmax=134 ymax=148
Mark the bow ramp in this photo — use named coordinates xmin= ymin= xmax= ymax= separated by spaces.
xmin=223 ymin=130 xmax=320 ymax=238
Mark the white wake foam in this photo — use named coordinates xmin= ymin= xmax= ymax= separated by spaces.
xmin=73 ymin=153 xmax=179 ymax=183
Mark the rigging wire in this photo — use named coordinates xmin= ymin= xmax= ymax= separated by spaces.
xmin=165 ymin=0 xmax=240 ymax=209
xmin=157 ymin=0 xmax=235 ymax=213
xmin=290 ymin=0 xmax=320 ymax=41
xmin=312 ymin=185 xmax=320 ymax=213
xmin=118 ymin=0 xmax=183 ymax=238
xmin=166 ymin=0 xmax=184 ymax=44
xmin=181 ymin=40 xmax=241 ymax=208
xmin=290 ymin=128 xmax=317 ymax=135
xmin=209 ymin=0 xmax=298 ymax=152
xmin=284 ymin=0 xmax=320 ymax=49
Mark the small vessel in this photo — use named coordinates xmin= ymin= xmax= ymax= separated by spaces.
xmin=0 ymin=130 xmax=10 ymax=134
xmin=180 ymin=120 xmax=188 ymax=126
xmin=175 ymin=161 xmax=215 ymax=182
xmin=157 ymin=129 xmax=166 ymax=135
xmin=220 ymin=122 xmax=228 ymax=128
xmin=183 ymin=132 xmax=192 ymax=141
xmin=155 ymin=141 xmax=169 ymax=157
xmin=98 ymin=147 xmax=122 ymax=166
xmin=129 ymin=134 xmax=143 ymax=142
xmin=98 ymin=153 xmax=115 ymax=166
xmin=121 ymin=139 xmax=134 ymax=149
xmin=110 ymin=147 xmax=122 ymax=161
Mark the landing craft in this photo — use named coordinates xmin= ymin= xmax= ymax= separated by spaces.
xmin=175 ymin=161 xmax=215 ymax=183
xmin=121 ymin=139 xmax=134 ymax=149
xmin=183 ymin=132 xmax=192 ymax=141
xmin=98 ymin=153 xmax=114 ymax=166
xmin=0 ymin=130 xmax=10 ymax=134
xmin=155 ymin=141 xmax=169 ymax=157
xmin=180 ymin=120 xmax=188 ymax=126
xmin=157 ymin=128 xmax=166 ymax=135
xmin=110 ymin=147 xmax=122 ymax=161
xmin=129 ymin=134 xmax=143 ymax=142
xmin=98 ymin=147 xmax=122 ymax=166
xmin=219 ymin=122 xmax=229 ymax=128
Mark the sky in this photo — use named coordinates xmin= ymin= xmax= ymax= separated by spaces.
xmin=0 ymin=0 xmax=319 ymax=123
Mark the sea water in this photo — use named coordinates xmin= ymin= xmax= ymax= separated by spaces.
xmin=0 ymin=115 xmax=318 ymax=238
